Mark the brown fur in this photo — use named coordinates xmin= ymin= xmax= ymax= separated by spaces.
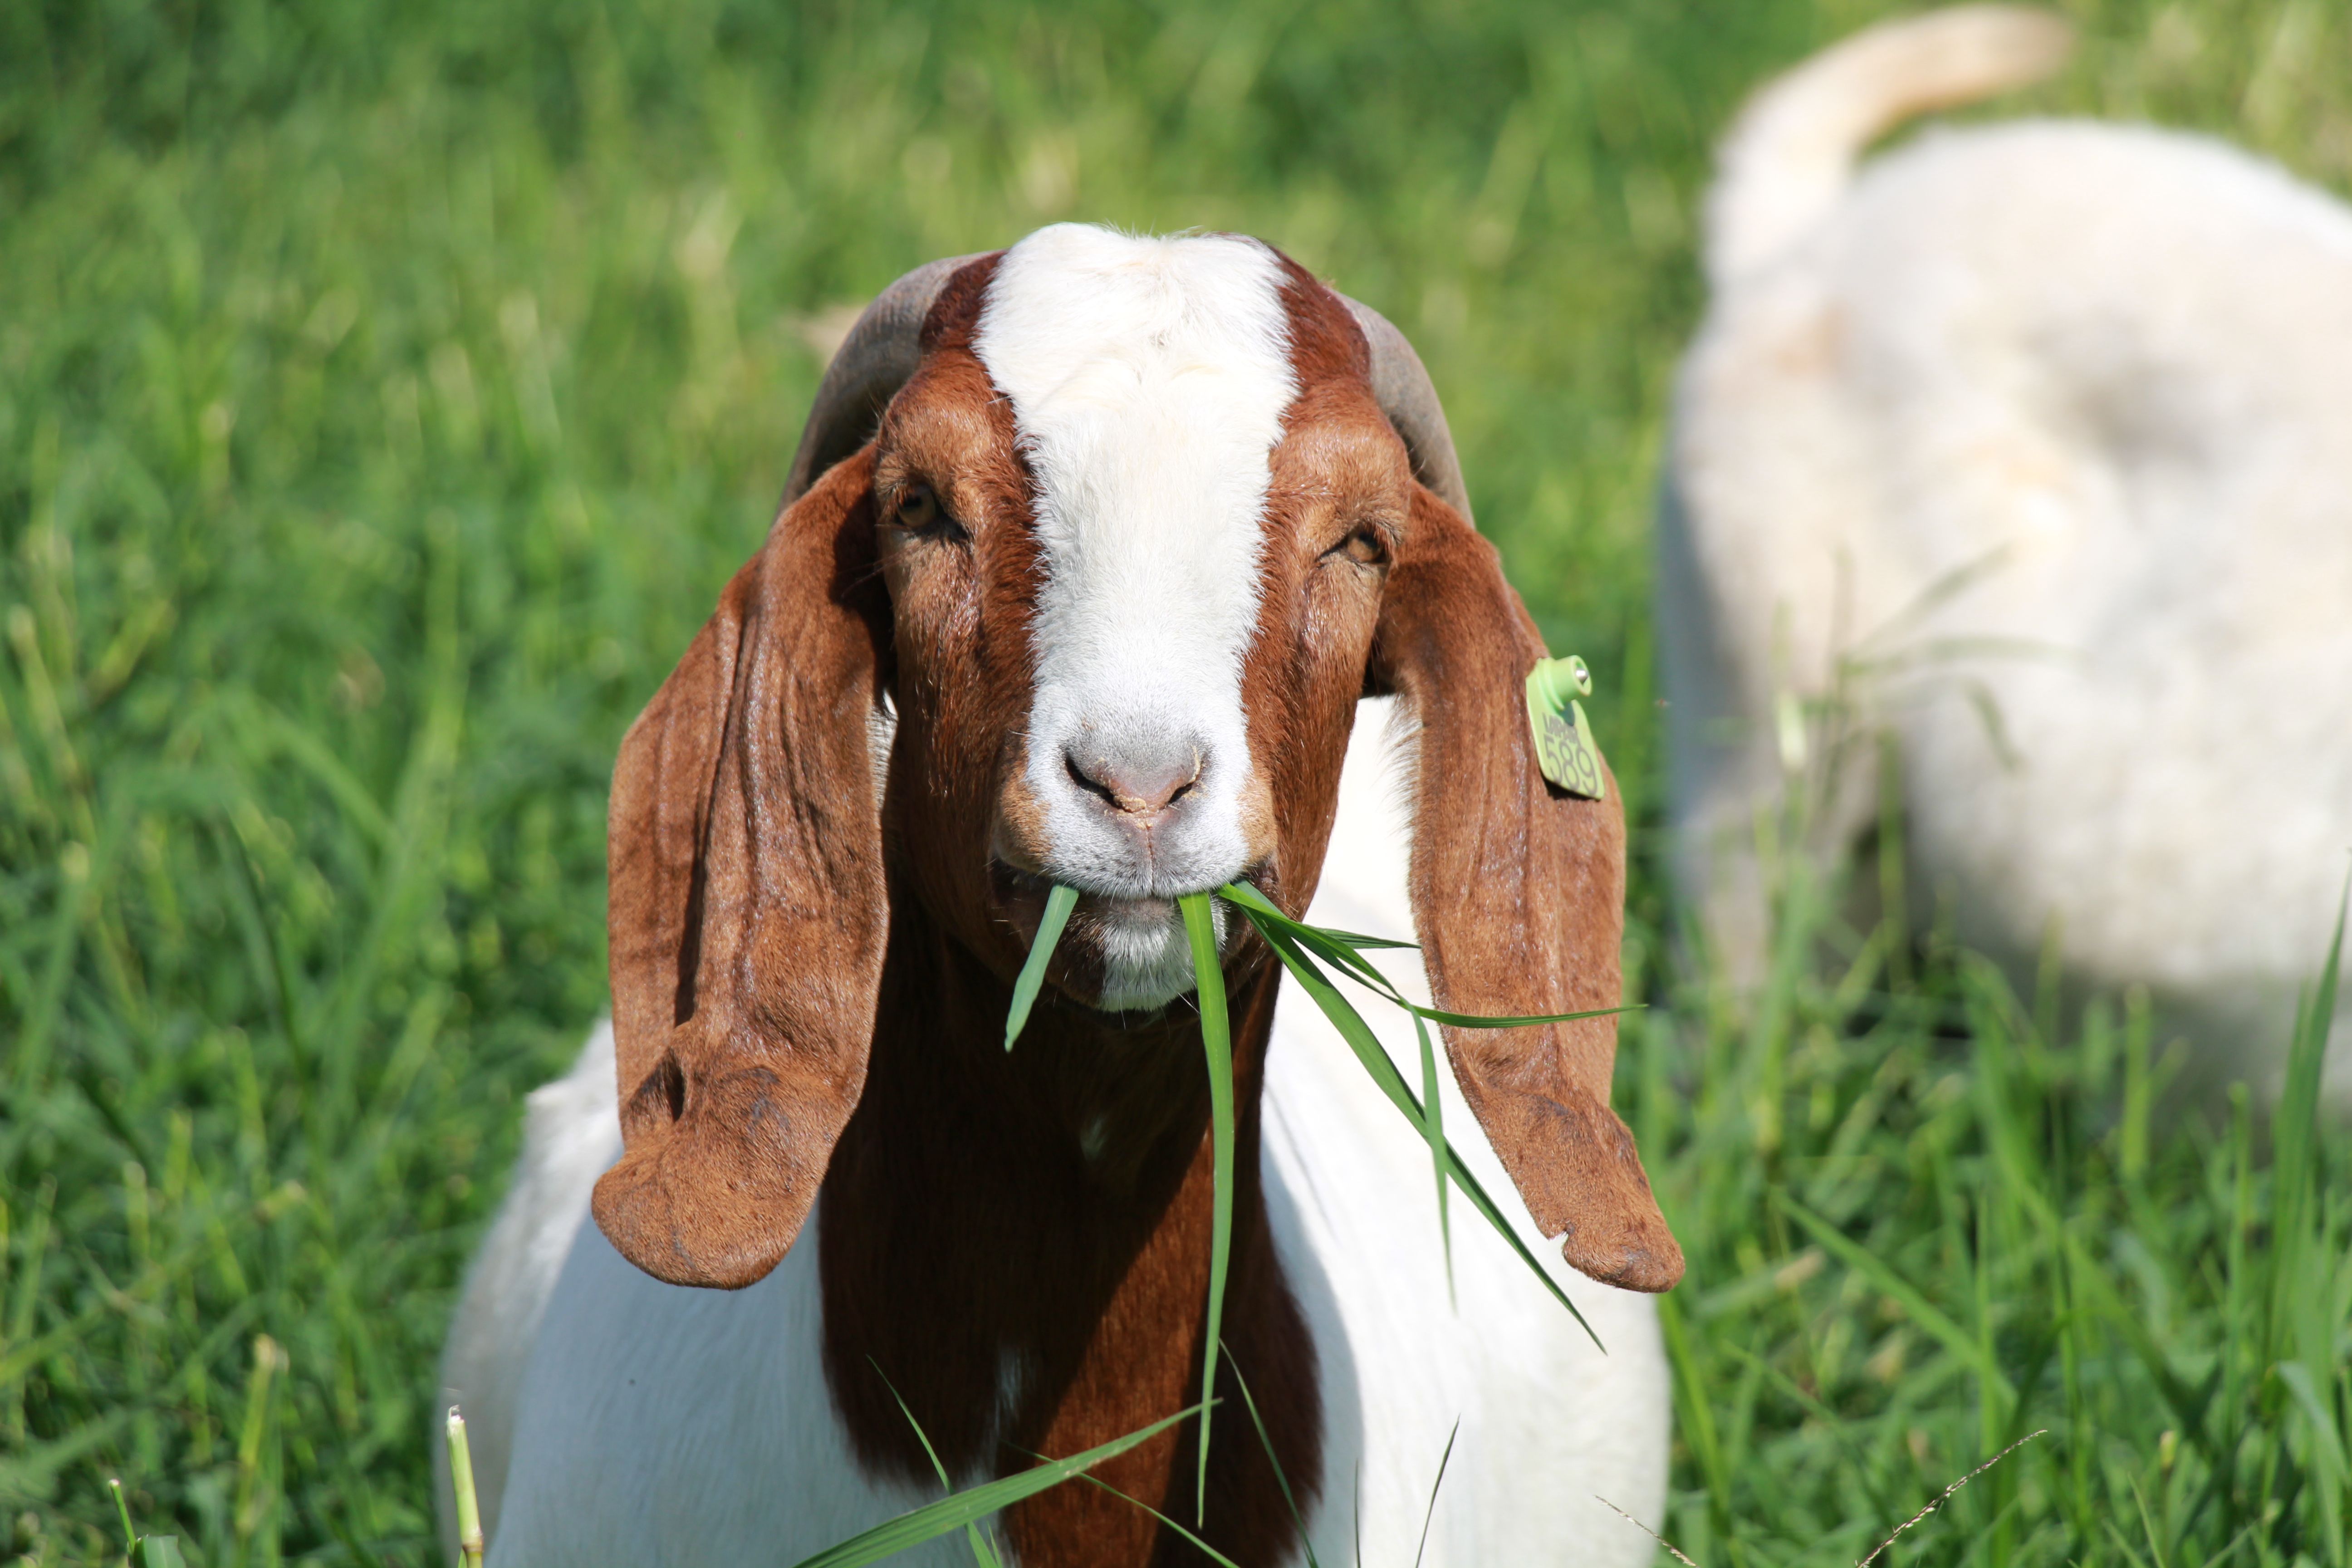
xmin=819 ymin=902 xmax=1317 ymax=1568
xmin=1253 ymin=264 xmax=1681 ymax=1290
xmin=1372 ymin=489 xmax=1681 ymax=1291
xmin=593 ymin=241 xmax=1678 ymax=1568
xmin=595 ymin=448 xmax=893 ymax=1290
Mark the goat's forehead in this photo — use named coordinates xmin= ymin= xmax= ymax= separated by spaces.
xmin=969 ymin=225 xmax=1308 ymax=729
xmin=973 ymin=225 xmax=1298 ymax=441
xmin=972 ymin=229 xmax=1298 ymax=663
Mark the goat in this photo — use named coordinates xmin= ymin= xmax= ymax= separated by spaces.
xmin=441 ymin=224 xmax=1680 ymax=1566
xmin=1660 ymin=6 xmax=2352 ymax=1102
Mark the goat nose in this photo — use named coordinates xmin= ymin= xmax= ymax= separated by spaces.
xmin=1063 ymin=739 xmax=1203 ymax=818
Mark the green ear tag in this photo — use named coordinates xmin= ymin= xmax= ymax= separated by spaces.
xmin=1525 ymin=655 xmax=1606 ymax=800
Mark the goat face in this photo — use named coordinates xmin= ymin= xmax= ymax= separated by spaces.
xmin=593 ymin=223 xmax=1681 ymax=1298
xmin=876 ymin=227 xmax=1402 ymax=1011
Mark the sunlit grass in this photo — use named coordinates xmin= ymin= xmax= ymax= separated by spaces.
xmin=437 ymin=1411 xmax=481 ymax=1568
xmin=5 ymin=0 xmax=2352 ymax=1561
xmin=1639 ymin=843 xmax=2349 ymax=1568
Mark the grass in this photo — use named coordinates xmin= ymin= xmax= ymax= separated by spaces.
xmin=1640 ymin=847 xmax=2349 ymax=1568
xmin=3 ymin=0 xmax=2350 ymax=1562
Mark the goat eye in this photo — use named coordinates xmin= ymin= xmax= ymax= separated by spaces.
xmin=1334 ymin=525 xmax=1387 ymax=567
xmin=894 ymin=483 xmax=944 ymax=533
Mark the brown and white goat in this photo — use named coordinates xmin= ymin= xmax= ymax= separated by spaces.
xmin=441 ymin=224 xmax=1681 ymax=1567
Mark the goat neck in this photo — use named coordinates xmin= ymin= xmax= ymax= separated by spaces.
xmin=817 ymin=876 xmax=1318 ymax=1568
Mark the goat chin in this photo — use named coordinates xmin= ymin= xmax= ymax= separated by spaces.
xmin=1665 ymin=6 xmax=2352 ymax=1108
xmin=1084 ymin=894 xmax=1215 ymax=1013
xmin=439 ymin=699 xmax=1671 ymax=1567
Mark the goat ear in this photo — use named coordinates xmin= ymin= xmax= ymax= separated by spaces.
xmin=592 ymin=451 xmax=891 ymax=1290
xmin=1371 ymin=484 xmax=1683 ymax=1293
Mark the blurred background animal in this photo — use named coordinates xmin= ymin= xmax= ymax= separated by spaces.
xmin=1659 ymin=4 xmax=2352 ymax=1105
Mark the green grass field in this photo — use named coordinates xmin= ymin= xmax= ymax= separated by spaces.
xmin=4 ymin=0 xmax=2349 ymax=1562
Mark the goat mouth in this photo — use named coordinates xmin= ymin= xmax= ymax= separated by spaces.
xmin=988 ymin=859 xmax=1274 ymax=1014
xmin=989 ymin=861 xmax=1271 ymax=937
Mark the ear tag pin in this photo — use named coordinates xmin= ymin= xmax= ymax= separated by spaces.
xmin=1525 ymin=655 xmax=1606 ymax=800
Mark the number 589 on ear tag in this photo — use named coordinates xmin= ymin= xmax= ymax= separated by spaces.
xmin=1525 ymin=656 xmax=1607 ymax=800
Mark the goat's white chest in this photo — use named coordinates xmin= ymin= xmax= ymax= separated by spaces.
xmin=492 ymin=1205 xmax=956 ymax=1565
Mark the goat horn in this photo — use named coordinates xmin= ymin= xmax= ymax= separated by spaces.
xmin=782 ymin=254 xmax=988 ymax=504
xmin=1340 ymin=297 xmax=1474 ymax=526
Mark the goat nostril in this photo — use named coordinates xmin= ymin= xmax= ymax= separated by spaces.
xmin=1063 ymin=745 xmax=1204 ymax=818
xmin=1165 ymin=750 xmax=1203 ymax=808
xmin=1065 ymin=750 xmax=1123 ymax=809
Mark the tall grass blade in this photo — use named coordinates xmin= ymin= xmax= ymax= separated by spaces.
xmin=1212 ymin=884 xmax=1414 ymax=953
xmin=1220 ymin=880 xmax=1413 ymax=1000
xmin=1225 ymin=1346 xmax=1323 ymax=1568
xmin=2276 ymin=1362 xmax=2348 ymax=1509
xmin=1354 ymin=1460 xmax=1363 ymax=1568
xmin=110 ymin=1476 xmax=136 ymax=1552
xmin=1655 ymin=1294 xmax=1735 ymax=1541
xmin=1224 ymin=895 xmax=1598 ymax=1346
xmin=1048 ymin=1464 xmax=1246 ymax=1568
xmin=1005 ymin=884 xmax=1079 ymax=1051
xmin=1180 ymin=891 xmax=1236 ymax=1526
xmin=1413 ymin=1418 xmax=1460 ymax=1568
xmin=1300 ymin=929 xmax=1420 ymax=951
xmin=1414 ymin=1014 xmax=1455 ymax=1303
xmin=1219 ymin=879 xmax=1635 ymax=1029
xmin=784 ymin=1404 xmax=1207 ymax=1568
xmin=1775 ymin=1191 xmax=2014 ymax=1398
xmin=2057 ymin=1229 xmax=2220 ymax=1461
xmin=445 ymin=1405 xmax=485 ymax=1568
xmin=872 ymin=1360 xmax=1005 ymax=1568
xmin=2269 ymin=871 xmax=2345 ymax=1340
xmin=108 ymin=1479 xmax=193 ymax=1568
xmin=2282 ymin=873 xmax=2348 ymax=1559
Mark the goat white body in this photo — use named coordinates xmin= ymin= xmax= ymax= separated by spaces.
xmin=1663 ymin=9 xmax=2352 ymax=1098
xmin=443 ymin=697 xmax=1668 ymax=1566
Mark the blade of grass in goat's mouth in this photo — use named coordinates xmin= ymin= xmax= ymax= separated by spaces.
xmin=1000 ymin=883 xmax=1237 ymax=1524
xmin=1004 ymin=883 xmax=1078 ymax=1051
xmin=1216 ymin=879 xmax=1632 ymax=1344
xmin=1177 ymin=891 xmax=1235 ymax=1524
xmin=1000 ymin=878 xmax=1642 ymax=1523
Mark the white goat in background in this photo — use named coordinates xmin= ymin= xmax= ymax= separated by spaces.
xmin=1660 ymin=5 xmax=2352 ymax=1101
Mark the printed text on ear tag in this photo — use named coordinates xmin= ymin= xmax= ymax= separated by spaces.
xmin=1525 ymin=656 xmax=1606 ymax=800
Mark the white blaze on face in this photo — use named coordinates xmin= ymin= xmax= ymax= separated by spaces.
xmin=976 ymin=225 xmax=1296 ymax=1007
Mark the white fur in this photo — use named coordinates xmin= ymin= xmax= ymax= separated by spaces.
xmin=1703 ymin=5 xmax=2072 ymax=289
xmin=1662 ymin=8 xmax=2352 ymax=1100
xmin=436 ymin=1021 xmax=625 ymax=1548
xmin=1263 ymin=699 xmax=1670 ymax=1563
xmin=445 ymin=700 xmax=1670 ymax=1566
xmin=977 ymin=225 xmax=1296 ymax=1009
